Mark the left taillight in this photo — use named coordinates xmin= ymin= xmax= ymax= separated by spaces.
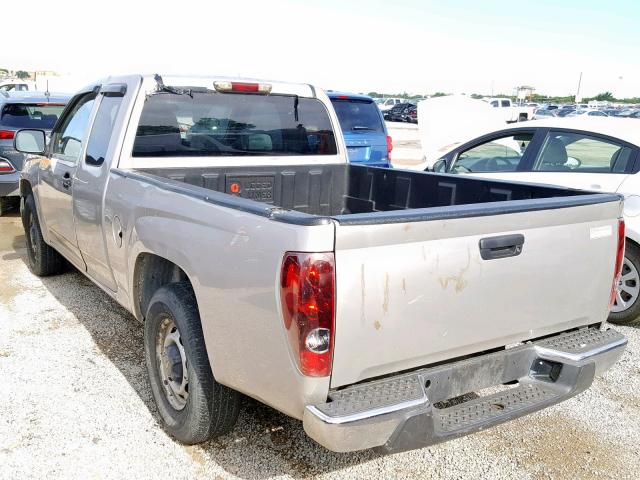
xmin=0 ymin=158 xmax=15 ymax=173
xmin=280 ymin=252 xmax=335 ymax=377
xmin=610 ymin=218 xmax=626 ymax=308
xmin=0 ymin=130 xmax=15 ymax=140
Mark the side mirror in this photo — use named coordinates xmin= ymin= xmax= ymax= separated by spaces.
xmin=14 ymin=129 xmax=46 ymax=154
xmin=432 ymin=159 xmax=447 ymax=173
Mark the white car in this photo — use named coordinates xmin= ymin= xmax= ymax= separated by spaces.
xmin=375 ymin=97 xmax=405 ymax=112
xmin=429 ymin=117 xmax=640 ymax=325
xmin=567 ymin=109 xmax=609 ymax=117
xmin=485 ymin=97 xmax=535 ymax=123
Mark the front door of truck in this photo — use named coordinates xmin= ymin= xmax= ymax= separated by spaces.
xmin=38 ymin=91 xmax=97 ymax=269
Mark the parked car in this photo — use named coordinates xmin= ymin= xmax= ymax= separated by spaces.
xmin=430 ymin=117 xmax=640 ymax=324
xmin=14 ymin=74 xmax=626 ymax=453
xmin=533 ymin=108 xmax=557 ymax=119
xmin=384 ymin=102 xmax=415 ymax=122
xmin=375 ymin=97 xmax=405 ymax=113
xmin=406 ymin=104 xmax=418 ymax=123
xmin=485 ymin=97 xmax=535 ymax=122
xmin=0 ymin=91 xmax=69 ymax=215
xmin=0 ymin=81 xmax=31 ymax=92
xmin=618 ymin=109 xmax=640 ymax=119
xmin=328 ymin=91 xmax=392 ymax=168
xmin=567 ymin=109 xmax=609 ymax=117
xmin=556 ymin=106 xmax=577 ymax=117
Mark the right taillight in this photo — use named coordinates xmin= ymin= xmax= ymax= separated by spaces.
xmin=0 ymin=158 xmax=15 ymax=174
xmin=610 ymin=218 xmax=625 ymax=308
xmin=386 ymin=135 xmax=393 ymax=160
xmin=280 ymin=252 xmax=335 ymax=377
xmin=0 ymin=130 xmax=15 ymax=140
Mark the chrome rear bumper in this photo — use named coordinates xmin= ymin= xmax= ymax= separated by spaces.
xmin=303 ymin=327 xmax=626 ymax=453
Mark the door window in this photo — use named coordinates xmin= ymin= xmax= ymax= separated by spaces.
xmin=533 ymin=131 xmax=633 ymax=173
xmin=85 ymin=95 xmax=123 ymax=166
xmin=52 ymin=93 xmax=97 ymax=164
xmin=501 ymin=100 xmax=511 ymax=107
xmin=452 ymin=133 xmax=534 ymax=173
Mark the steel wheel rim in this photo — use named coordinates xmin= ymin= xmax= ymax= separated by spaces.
xmin=156 ymin=316 xmax=189 ymax=410
xmin=612 ymin=257 xmax=640 ymax=313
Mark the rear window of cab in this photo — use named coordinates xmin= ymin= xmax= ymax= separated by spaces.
xmin=133 ymin=92 xmax=338 ymax=157
xmin=1 ymin=103 xmax=66 ymax=129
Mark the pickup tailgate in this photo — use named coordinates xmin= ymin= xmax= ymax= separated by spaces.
xmin=330 ymin=199 xmax=622 ymax=388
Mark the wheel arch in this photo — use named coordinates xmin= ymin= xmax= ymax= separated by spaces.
xmin=19 ymin=178 xmax=33 ymax=197
xmin=132 ymin=252 xmax=195 ymax=322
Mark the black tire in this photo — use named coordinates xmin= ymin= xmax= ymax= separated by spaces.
xmin=144 ymin=282 xmax=239 ymax=444
xmin=21 ymin=194 xmax=65 ymax=276
xmin=609 ymin=241 xmax=640 ymax=326
xmin=0 ymin=196 xmax=19 ymax=216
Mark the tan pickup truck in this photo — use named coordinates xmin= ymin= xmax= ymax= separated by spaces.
xmin=13 ymin=73 xmax=626 ymax=453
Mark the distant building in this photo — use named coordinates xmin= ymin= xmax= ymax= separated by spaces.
xmin=516 ymin=85 xmax=535 ymax=102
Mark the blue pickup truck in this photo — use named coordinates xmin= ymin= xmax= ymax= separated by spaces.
xmin=327 ymin=91 xmax=392 ymax=168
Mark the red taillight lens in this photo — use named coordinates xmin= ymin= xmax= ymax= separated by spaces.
xmin=386 ymin=135 xmax=393 ymax=160
xmin=0 ymin=159 xmax=15 ymax=173
xmin=610 ymin=218 xmax=626 ymax=308
xmin=280 ymin=252 xmax=335 ymax=377
xmin=0 ymin=130 xmax=15 ymax=140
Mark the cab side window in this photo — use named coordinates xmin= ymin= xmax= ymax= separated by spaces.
xmin=452 ymin=133 xmax=534 ymax=173
xmin=52 ymin=93 xmax=97 ymax=164
xmin=533 ymin=132 xmax=633 ymax=173
xmin=85 ymin=95 xmax=123 ymax=166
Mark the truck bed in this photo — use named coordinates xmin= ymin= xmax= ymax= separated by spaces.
xmin=127 ymin=163 xmax=613 ymax=224
xmin=116 ymin=163 xmax=622 ymax=388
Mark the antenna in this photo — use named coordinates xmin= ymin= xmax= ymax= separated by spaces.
xmin=45 ymin=79 xmax=50 ymax=98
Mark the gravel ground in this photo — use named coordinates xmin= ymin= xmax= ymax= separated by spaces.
xmin=1 ymin=212 xmax=639 ymax=480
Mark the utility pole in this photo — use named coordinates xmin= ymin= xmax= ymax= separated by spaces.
xmin=575 ymin=72 xmax=583 ymax=103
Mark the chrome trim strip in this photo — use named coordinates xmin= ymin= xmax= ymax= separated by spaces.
xmin=306 ymin=394 xmax=428 ymax=425
xmin=534 ymin=337 xmax=628 ymax=363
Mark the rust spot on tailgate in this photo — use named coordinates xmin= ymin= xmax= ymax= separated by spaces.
xmin=438 ymin=248 xmax=471 ymax=293
xmin=374 ymin=320 xmax=382 ymax=330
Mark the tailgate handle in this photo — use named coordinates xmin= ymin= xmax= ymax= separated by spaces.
xmin=479 ymin=234 xmax=524 ymax=260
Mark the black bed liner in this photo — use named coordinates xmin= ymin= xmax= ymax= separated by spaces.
xmin=113 ymin=164 xmax=622 ymax=226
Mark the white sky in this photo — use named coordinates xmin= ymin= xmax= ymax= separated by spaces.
xmin=3 ymin=0 xmax=639 ymax=98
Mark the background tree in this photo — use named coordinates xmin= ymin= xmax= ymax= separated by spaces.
xmin=593 ymin=91 xmax=614 ymax=101
xmin=15 ymin=70 xmax=30 ymax=80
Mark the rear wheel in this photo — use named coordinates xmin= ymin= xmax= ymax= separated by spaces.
xmin=144 ymin=282 xmax=240 ymax=444
xmin=609 ymin=241 xmax=640 ymax=325
xmin=21 ymin=194 xmax=65 ymax=276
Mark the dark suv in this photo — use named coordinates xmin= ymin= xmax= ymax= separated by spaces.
xmin=384 ymin=102 xmax=415 ymax=122
xmin=0 ymin=92 xmax=69 ymax=215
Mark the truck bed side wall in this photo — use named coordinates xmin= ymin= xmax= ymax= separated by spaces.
xmin=140 ymin=164 xmax=591 ymax=217
xmin=104 ymin=172 xmax=336 ymax=419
